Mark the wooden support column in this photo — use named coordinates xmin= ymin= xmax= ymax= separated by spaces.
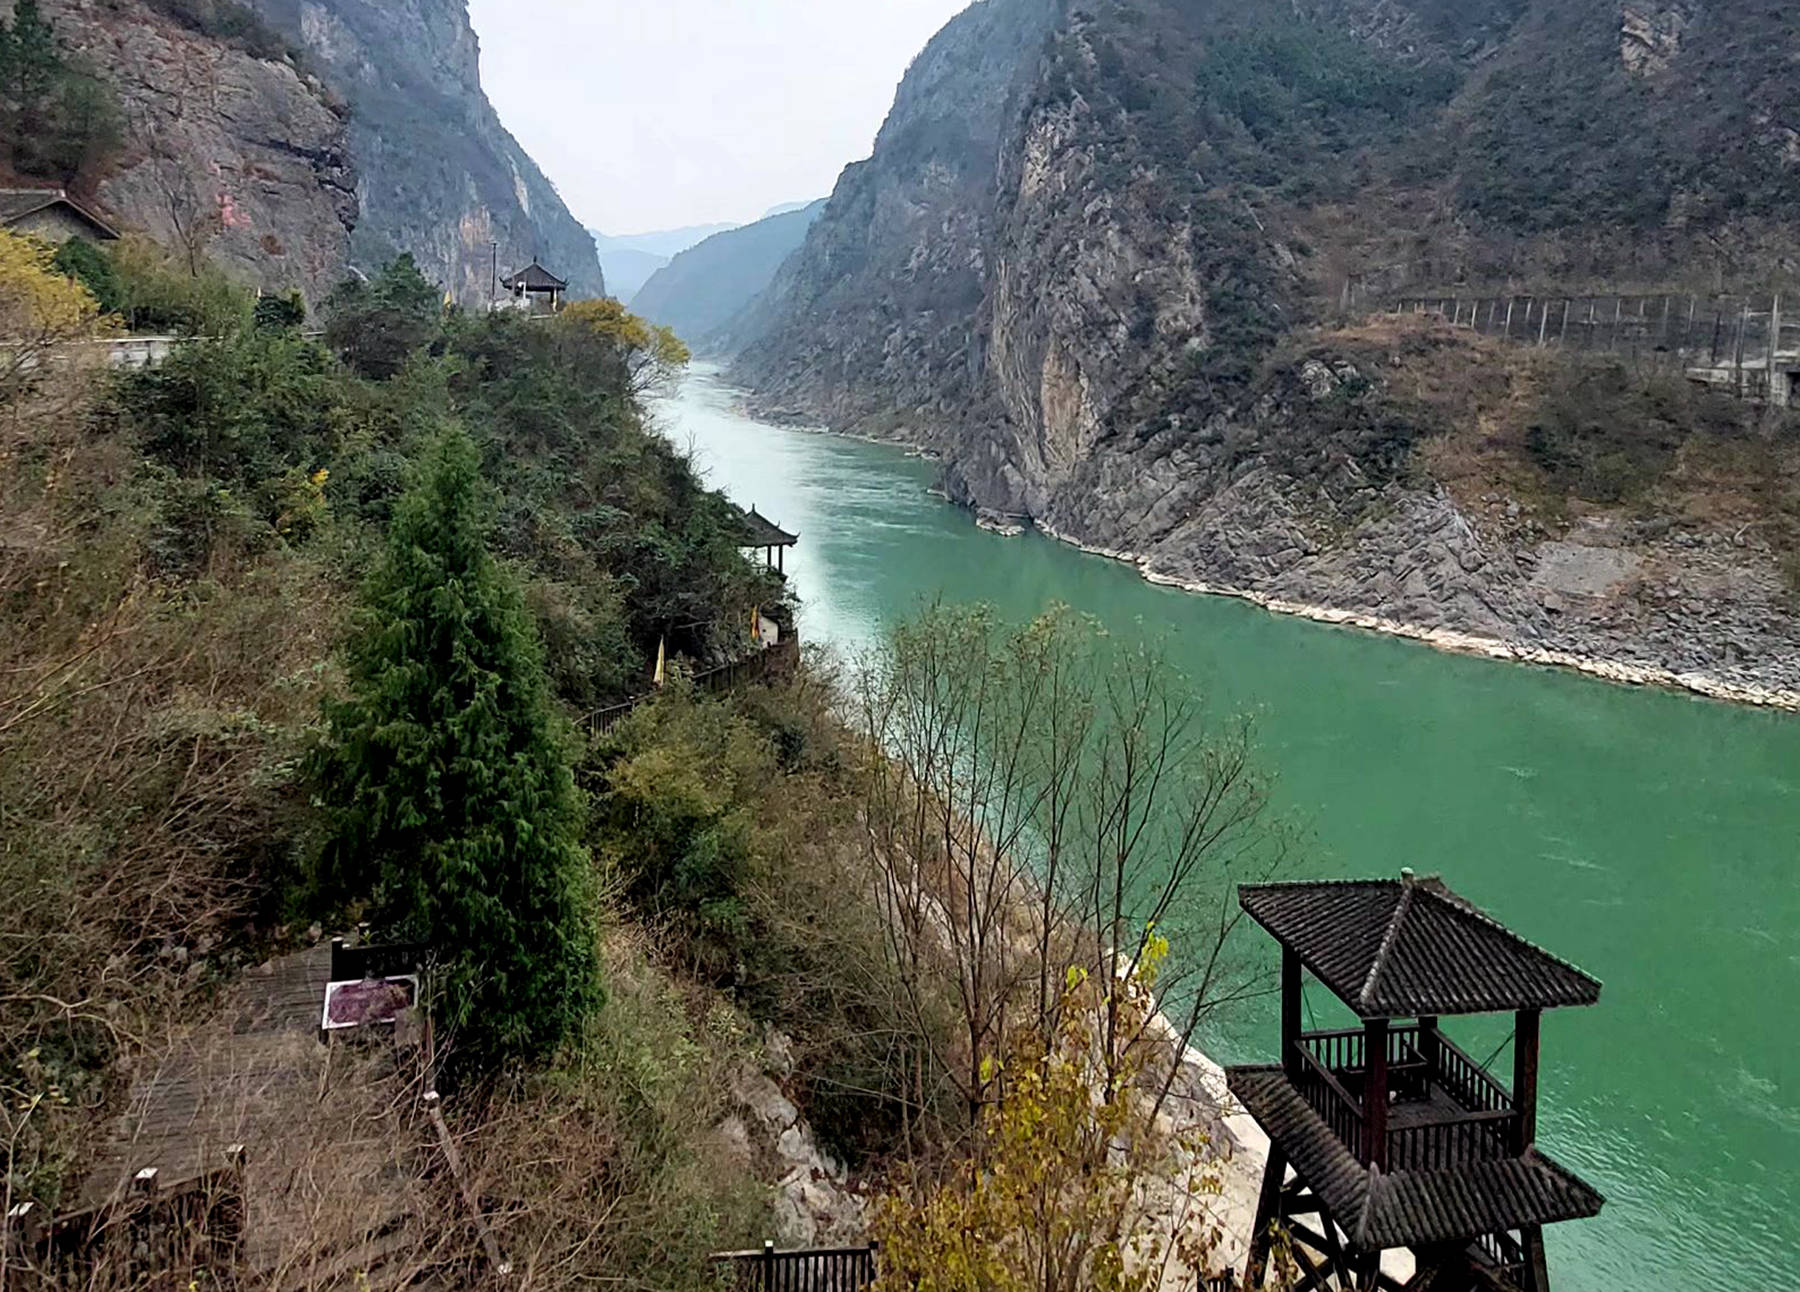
xmin=1282 ymin=947 xmax=1303 ymax=1078
xmin=1522 ymin=1225 xmax=1551 ymax=1292
xmin=1514 ymin=1008 xmax=1542 ymax=1153
xmin=1364 ymin=1017 xmax=1389 ymax=1170
xmin=1244 ymin=1147 xmax=1288 ymax=1291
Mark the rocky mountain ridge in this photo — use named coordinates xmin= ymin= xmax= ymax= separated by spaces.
xmin=244 ymin=0 xmax=604 ymax=303
xmin=733 ymin=0 xmax=1800 ymax=698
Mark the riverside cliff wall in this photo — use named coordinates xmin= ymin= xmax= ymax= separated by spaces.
xmin=733 ymin=0 xmax=1800 ymax=699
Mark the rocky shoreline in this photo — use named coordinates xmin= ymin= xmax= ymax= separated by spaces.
xmin=1030 ymin=517 xmax=1800 ymax=713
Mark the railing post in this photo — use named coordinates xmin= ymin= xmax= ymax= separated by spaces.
xmin=761 ymin=1239 xmax=775 ymax=1291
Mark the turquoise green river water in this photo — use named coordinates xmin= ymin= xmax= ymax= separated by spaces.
xmin=657 ymin=368 xmax=1800 ymax=1290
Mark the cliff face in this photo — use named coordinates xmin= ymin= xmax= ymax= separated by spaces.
xmin=40 ymin=0 xmax=356 ymax=301
xmin=733 ymin=0 xmax=1800 ymax=695
xmin=736 ymin=0 xmax=1060 ymax=434
xmin=246 ymin=0 xmax=605 ymax=303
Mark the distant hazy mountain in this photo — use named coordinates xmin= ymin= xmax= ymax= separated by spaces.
xmin=598 ymin=248 xmax=670 ymax=303
xmin=761 ymin=201 xmax=813 ymax=219
xmin=632 ymin=200 xmax=826 ymax=355
xmin=591 ymin=223 xmax=738 ymax=262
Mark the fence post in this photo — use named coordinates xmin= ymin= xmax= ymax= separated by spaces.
xmin=762 ymin=1239 xmax=776 ymax=1291
xmin=1768 ymin=295 xmax=1782 ymax=404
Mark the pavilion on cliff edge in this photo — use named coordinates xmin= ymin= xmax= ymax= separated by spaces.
xmin=1228 ymin=870 xmax=1603 ymax=1292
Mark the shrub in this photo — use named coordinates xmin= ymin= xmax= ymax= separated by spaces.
xmin=49 ymin=236 xmax=123 ymax=314
xmin=1524 ymin=364 xmax=1717 ymax=504
xmin=323 ymin=254 xmax=443 ymax=380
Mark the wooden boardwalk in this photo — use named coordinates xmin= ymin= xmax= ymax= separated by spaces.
xmin=71 ymin=944 xmax=452 ymax=1288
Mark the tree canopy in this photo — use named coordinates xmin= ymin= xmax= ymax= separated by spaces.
xmin=314 ymin=427 xmax=600 ymax=1071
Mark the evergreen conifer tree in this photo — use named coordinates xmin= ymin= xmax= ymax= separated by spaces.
xmin=316 ymin=426 xmax=599 ymax=1071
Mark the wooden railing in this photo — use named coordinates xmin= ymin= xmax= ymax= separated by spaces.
xmin=1291 ymin=1042 xmax=1365 ymax=1158
xmin=1387 ymin=1109 xmax=1518 ymax=1172
xmin=1433 ymin=1033 xmax=1515 ymax=1116
xmin=5 ymin=1161 xmax=245 ymax=1287
xmin=1292 ymin=1027 xmax=1519 ymax=1171
xmin=712 ymin=1241 xmax=879 ymax=1291
xmin=587 ymin=635 xmax=800 ymax=736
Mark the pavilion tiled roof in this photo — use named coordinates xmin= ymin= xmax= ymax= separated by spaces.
xmin=1241 ymin=875 xmax=1601 ymax=1018
xmin=1228 ymin=1066 xmax=1605 ymax=1250
xmin=738 ymin=506 xmax=798 ymax=547
xmin=501 ymin=260 xmax=567 ymax=291
xmin=0 ymin=188 xmax=119 ymax=239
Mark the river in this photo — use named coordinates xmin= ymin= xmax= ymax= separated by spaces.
xmin=654 ymin=366 xmax=1800 ymax=1290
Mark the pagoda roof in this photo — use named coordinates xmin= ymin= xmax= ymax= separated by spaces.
xmin=500 ymin=260 xmax=568 ymax=291
xmin=738 ymin=506 xmax=798 ymax=548
xmin=1241 ymin=875 xmax=1601 ymax=1018
xmin=0 ymin=188 xmax=119 ymax=240
xmin=1228 ymin=1065 xmax=1604 ymax=1250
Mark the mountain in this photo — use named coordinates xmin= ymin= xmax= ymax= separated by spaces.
xmin=597 ymin=248 xmax=668 ymax=304
xmin=733 ymin=0 xmax=1800 ymax=695
xmin=593 ymin=223 xmax=738 ymax=261
xmin=244 ymin=0 xmax=605 ymax=303
xmin=632 ymin=200 xmax=825 ymax=354
xmin=37 ymin=0 xmax=356 ymax=300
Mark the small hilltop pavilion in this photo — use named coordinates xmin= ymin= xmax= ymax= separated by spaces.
xmin=499 ymin=259 xmax=568 ymax=315
xmin=737 ymin=505 xmax=798 ymax=575
xmin=1228 ymin=872 xmax=1604 ymax=1292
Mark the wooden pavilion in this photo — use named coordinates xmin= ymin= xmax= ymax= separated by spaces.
xmin=738 ymin=506 xmax=798 ymax=574
xmin=1228 ymin=872 xmax=1604 ymax=1292
xmin=499 ymin=259 xmax=568 ymax=314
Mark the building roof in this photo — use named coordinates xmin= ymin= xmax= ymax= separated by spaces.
xmin=1241 ymin=875 xmax=1601 ymax=1018
xmin=1228 ymin=1065 xmax=1605 ymax=1250
xmin=738 ymin=506 xmax=799 ymax=547
xmin=501 ymin=260 xmax=568 ymax=292
xmin=0 ymin=188 xmax=119 ymax=240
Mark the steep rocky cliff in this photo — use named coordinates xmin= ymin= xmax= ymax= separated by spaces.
xmin=38 ymin=0 xmax=356 ymax=300
xmin=735 ymin=0 xmax=1800 ymax=698
xmin=245 ymin=0 xmax=604 ymax=303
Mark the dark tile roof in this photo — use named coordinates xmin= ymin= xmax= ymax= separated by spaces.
xmin=1241 ymin=876 xmax=1601 ymax=1018
xmin=738 ymin=506 xmax=798 ymax=547
xmin=1228 ymin=1066 xmax=1604 ymax=1250
xmin=501 ymin=260 xmax=568 ymax=291
xmin=0 ymin=188 xmax=119 ymax=239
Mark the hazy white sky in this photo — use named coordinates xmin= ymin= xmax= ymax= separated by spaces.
xmin=465 ymin=0 xmax=973 ymax=236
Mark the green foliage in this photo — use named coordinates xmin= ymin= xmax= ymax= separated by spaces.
xmin=313 ymin=428 xmax=600 ymax=1072
xmin=0 ymin=1 xmax=122 ymax=182
xmin=443 ymin=308 xmax=777 ymax=685
xmin=254 ymin=289 xmax=307 ymax=331
xmin=324 ymin=254 xmax=444 ymax=380
xmin=49 ymin=237 xmax=123 ymax=315
xmin=110 ymin=236 xmax=254 ymax=336
xmin=120 ymin=326 xmax=341 ymax=490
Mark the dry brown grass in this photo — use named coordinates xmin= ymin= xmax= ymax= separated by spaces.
xmin=0 ymin=364 xmax=348 ymax=1212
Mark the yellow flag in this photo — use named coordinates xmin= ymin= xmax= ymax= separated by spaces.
xmin=750 ymin=605 xmax=761 ymax=644
xmin=653 ymin=637 xmax=667 ymax=688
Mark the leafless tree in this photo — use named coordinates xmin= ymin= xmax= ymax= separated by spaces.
xmin=853 ymin=603 xmax=1286 ymax=1133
